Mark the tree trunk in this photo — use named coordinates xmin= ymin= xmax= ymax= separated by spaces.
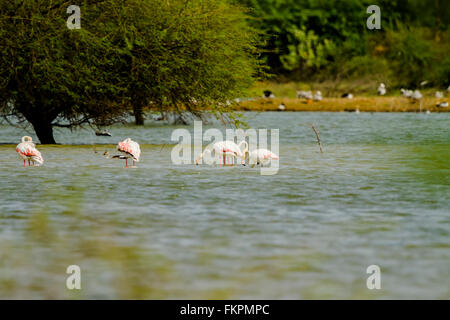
xmin=133 ymin=105 xmax=145 ymax=125
xmin=31 ymin=121 xmax=56 ymax=144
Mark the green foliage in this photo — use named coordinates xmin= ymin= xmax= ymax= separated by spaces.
xmin=0 ymin=0 xmax=260 ymax=143
xmin=340 ymin=56 xmax=390 ymax=80
xmin=383 ymin=27 xmax=435 ymax=87
xmin=0 ymin=0 xmax=127 ymax=143
xmin=280 ymin=27 xmax=335 ymax=72
xmin=366 ymin=25 xmax=450 ymax=88
xmin=240 ymin=0 xmax=449 ymax=87
xmin=107 ymin=0 xmax=260 ymax=116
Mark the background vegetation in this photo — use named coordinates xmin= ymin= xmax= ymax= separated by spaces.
xmin=0 ymin=0 xmax=259 ymax=143
xmin=240 ymin=0 xmax=449 ymax=89
xmin=0 ymin=0 xmax=449 ymax=143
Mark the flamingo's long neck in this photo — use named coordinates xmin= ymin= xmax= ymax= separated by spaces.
xmin=196 ymin=149 xmax=211 ymax=164
xmin=238 ymin=141 xmax=248 ymax=164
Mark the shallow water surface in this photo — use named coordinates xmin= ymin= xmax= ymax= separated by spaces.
xmin=0 ymin=112 xmax=449 ymax=299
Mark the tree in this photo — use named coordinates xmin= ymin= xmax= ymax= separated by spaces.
xmin=0 ymin=0 xmax=128 ymax=143
xmin=109 ymin=0 xmax=260 ymax=125
xmin=0 ymin=0 xmax=259 ymax=142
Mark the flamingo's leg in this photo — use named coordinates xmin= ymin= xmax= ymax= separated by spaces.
xmin=23 ymin=159 xmax=26 ymax=167
xmin=125 ymin=158 xmax=128 ymax=167
xmin=223 ymin=154 xmax=225 ymax=166
xmin=133 ymin=160 xmax=135 ymax=167
xmin=28 ymin=159 xmax=30 ymax=166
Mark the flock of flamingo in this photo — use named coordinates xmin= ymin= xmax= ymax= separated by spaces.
xmin=16 ymin=136 xmax=278 ymax=168
xmin=195 ymin=140 xmax=278 ymax=167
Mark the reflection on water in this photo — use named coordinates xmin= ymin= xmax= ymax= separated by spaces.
xmin=0 ymin=112 xmax=449 ymax=299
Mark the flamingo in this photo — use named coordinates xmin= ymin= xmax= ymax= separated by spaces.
xmin=16 ymin=136 xmax=44 ymax=166
xmin=117 ymin=138 xmax=141 ymax=167
xmin=195 ymin=140 xmax=248 ymax=166
xmin=248 ymin=149 xmax=279 ymax=167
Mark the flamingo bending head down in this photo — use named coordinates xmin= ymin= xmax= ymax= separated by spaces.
xmin=195 ymin=140 xmax=248 ymax=166
xmin=16 ymin=136 xmax=44 ymax=166
xmin=117 ymin=138 xmax=141 ymax=167
xmin=248 ymin=149 xmax=278 ymax=167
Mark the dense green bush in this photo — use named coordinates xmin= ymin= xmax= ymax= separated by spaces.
xmin=241 ymin=0 xmax=449 ymax=87
xmin=0 ymin=0 xmax=260 ymax=142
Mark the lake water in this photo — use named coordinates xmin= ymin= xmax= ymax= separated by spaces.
xmin=0 ymin=112 xmax=449 ymax=299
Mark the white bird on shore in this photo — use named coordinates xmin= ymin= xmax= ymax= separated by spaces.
xmin=196 ymin=140 xmax=248 ymax=166
xmin=341 ymin=93 xmax=353 ymax=99
xmin=436 ymin=101 xmax=448 ymax=108
xmin=401 ymin=88 xmax=413 ymax=98
xmin=16 ymin=136 xmax=44 ymax=166
xmin=313 ymin=91 xmax=323 ymax=101
xmin=435 ymin=91 xmax=443 ymax=99
xmin=377 ymin=83 xmax=386 ymax=95
xmin=411 ymin=90 xmax=422 ymax=100
xmin=278 ymin=102 xmax=286 ymax=111
xmin=116 ymin=138 xmax=141 ymax=167
xmin=263 ymin=90 xmax=275 ymax=98
xmin=248 ymin=149 xmax=279 ymax=167
xmin=297 ymin=90 xmax=313 ymax=100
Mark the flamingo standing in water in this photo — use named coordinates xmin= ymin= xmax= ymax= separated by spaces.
xmin=116 ymin=138 xmax=141 ymax=167
xmin=248 ymin=148 xmax=278 ymax=167
xmin=195 ymin=140 xmax=248 ymax=166
xmin=16 ymin=136 xmax=44 ymax=166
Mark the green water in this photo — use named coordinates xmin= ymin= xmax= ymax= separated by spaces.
xmin=0 ymin=112 xmax=449 ymax=299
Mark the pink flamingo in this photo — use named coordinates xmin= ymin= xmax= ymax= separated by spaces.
xmin=248 ymin=148 xmax=278 ymax=167
xmin=16 ymin=136 xmax=44 ymax=166
xmin=195 ymin=140 xmax=248 ymax=166
xmin=116 ymin=138 xmax=141 ymax=167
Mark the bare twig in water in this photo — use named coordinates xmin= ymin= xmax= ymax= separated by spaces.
xmin=311 ymin=124 xmax=323 ymax=153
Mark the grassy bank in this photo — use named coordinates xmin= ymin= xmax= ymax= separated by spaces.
xmin=235 ymin=97 xmax=449 ymax=113
xmin=237 ymin=81 xmax=449 ymax=112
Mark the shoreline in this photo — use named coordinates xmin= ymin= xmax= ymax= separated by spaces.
xmin=234 ymin=97 xmax=450 ymax=113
